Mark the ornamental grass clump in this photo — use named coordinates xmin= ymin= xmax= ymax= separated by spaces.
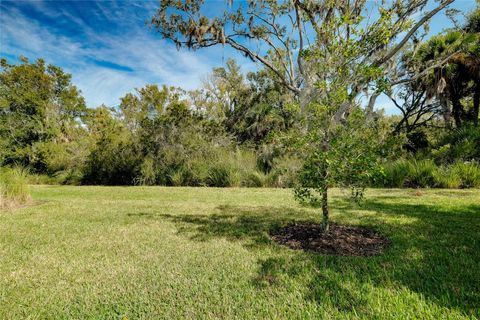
xmin=0 ymin=167 xmax=31 ymax=209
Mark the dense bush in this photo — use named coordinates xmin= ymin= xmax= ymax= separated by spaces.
xmin=0 ymin=167 xmax=31 ymax=208
xmin=2 ymin=57 xmax=478 ymax=190
xmin=431 ymin=126 xmax=480 ymax=164
xmin=453 ymin=162 xmax=480 ymax=188
xmin=407 ymin=159 xmax=437 ymax=188
xmin=241 ymin=171 xmax=266 ymax=187
xmin=381 ymin=159 xmax=480 ymax=189
xmin=383 ymin=159 xmax=412 ymax=188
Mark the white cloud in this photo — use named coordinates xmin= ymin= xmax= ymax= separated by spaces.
xmin=0 ymin=1 xmax=221 ymax=107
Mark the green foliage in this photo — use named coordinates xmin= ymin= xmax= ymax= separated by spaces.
xmin=433 ymin=166 xmax=461 ymax=189
xmin=82 ymin=106 xmax=140 ymax=185
xmin=432 ymin=125 xmax=480 ymax=163
xmin=168 ymin=168 xmax=189 ymax=187
xmin=0 ymin=167 xmax=30 ymax=208
xmin=0 ymin=58 xmax=87 ymax=170
xmin=406 ymin=9 xmax=480 ymax=129
xmin=382 ymin=159 xmax=480 ymax=189
xmin=206 ymin=165 xmax=239 ymax=187
xmin=383 ymin=159 xmax=412 ymax=188
xmin=453 ymin=162 xmax=480 ymax=188
xmin=295 ymin=109 xmax=388 ymax=206
xmin=269 ymin=156 xmax=301 ymax=188
xmin=241 ymin=171 xmax=266 ymax=188
xmin=407 ymin=159 xmax=437 ymax=188
xmin=136 ymin=157 xmax=157 ymax=186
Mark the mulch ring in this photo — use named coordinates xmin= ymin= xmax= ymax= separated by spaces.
xmin=271 ymin=222 xmax=389 ymax=256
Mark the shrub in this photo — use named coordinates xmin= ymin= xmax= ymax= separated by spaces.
xmin=0 ymin=167 xmax=31 ymax=208
xmin=433 ymin=166 xmax=461 ymax=188
xmin=26 ymin=173 xmax=59 ymax=185
xmin=264 ymin=170 xmax=282 ymax=188
xmin=135 ymin=157 xmax=156 ymax=186
xmin=433 ymin=125 xmax=480 ymax=163
xmin=53 ymin=169 xmax=83 ymax=185
xmin=382 ymin=159 xmax=480 ymax=189
xmin=453 ymin=162 xmax=480 ymax=188
xmin=271 ymin=156 xmax=302 ymax=188
xmin=169 ymin=169 xmax=186 ymax=187
xmin=406 ymin=159 xmax=436 ymax=188
xmin=205 ymin=165 xmax=232 ymax=187
xmin=242 ymin=171 xmax=266 ymax=187
xmin=383 ymin=159 xmax=412 ymax=188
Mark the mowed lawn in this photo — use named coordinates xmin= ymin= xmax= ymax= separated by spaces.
xmin=1 ymin=186 xmax=479 ymax=319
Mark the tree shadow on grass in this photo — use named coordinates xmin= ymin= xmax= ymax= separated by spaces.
xmin=150 ymin=205 xmax=310 ymax=248
xmin=134 ymin=199 xmax=480 ymax=317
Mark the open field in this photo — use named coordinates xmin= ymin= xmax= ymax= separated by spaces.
xmin=1 ymin=186 xmax=479 ymax=319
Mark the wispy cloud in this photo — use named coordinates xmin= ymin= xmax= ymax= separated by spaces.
xmin=1 ymin=0 xmax=474 ymax=113
xmin=0 ymin=0 xmax=225 ymax=107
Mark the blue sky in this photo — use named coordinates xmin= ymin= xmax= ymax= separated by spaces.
xmin=0 ymin=0 xmax=476 ymax=112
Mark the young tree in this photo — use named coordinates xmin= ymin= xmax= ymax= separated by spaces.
xmin=151 ymin=0 xmax=455 ymax=231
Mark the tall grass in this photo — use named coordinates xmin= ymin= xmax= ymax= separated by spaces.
xmin=0 ymin=167 xmax=31 ymax=208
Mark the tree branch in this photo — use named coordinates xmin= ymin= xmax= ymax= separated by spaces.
xmin=375 ymin=0 xmax=454 ymax=66
xmin=225 ymin=37 xmax=300 ymax=94
xmin=391 ymin=51 xmax=459 ymax=86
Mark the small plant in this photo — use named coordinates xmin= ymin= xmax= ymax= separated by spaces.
xmin=206 ymin=165 xmax=237 ymax=187
xmin=136 ymin=157 xmax=156 ymax=186
xmin=169 ymin=169 xmax=186 ymax=187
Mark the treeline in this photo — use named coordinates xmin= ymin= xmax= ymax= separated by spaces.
xmin=0 ymin=58 xmax=302 ymax=187
xmin=0 ymin=8 xmax=479 ymax=188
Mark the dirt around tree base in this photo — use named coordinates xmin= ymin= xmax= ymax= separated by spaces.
xmin=271 ymin=223 xmax=389 ymax=256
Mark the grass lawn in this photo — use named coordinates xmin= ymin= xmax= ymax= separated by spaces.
xmin=1 ymin=186 xmax=479 ymax=319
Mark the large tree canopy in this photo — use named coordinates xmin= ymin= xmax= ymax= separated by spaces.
xmin=151 ymin=0 xmax=456 ymax=230
xmin=0 ymin=57 xmax=87 ymax=170
xmin=152 ymin=0 xmax=454 ymax=112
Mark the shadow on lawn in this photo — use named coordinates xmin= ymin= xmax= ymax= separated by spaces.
xmin=153 ymin=205 xmax=305 ymax=247
xmin=148 ymin=199 xmax=480 ymax=317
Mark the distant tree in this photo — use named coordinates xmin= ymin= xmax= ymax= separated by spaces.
xmin=0 ymin=57 xmax=87 ymax=171
xmin=194 ymin=59 xmax=246 ymax=121
xmin=152 ymin=0 xmax=454 ymax=230
xmin=82 ymin=105 xmax=139 ymax=185
xmin=191 ymin=60 xmax=297 ymax=152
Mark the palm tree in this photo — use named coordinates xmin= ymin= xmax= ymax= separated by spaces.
xmin=410 ymin=7 xmax=480 ymax=127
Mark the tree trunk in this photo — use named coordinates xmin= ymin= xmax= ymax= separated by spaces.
xmin=473 ymin=84 xmax=479 ymax=127
xmin=320 ymin=134 xmax=330 ymax=232
xmin=451 ymin=94 xmax=464 ymax=128
xmin=321 ymin=187 xmax=329 ymax=232
xmin=439 ymin=95 xmax=451 ymax=129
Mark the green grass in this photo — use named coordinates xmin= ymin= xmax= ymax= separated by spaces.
xmin=1 ymin=187 xmax=479 ymax=319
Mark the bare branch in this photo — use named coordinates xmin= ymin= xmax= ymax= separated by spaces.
xmin=225 ymin=37 xmax=300 ymax=94
xmin=375 ymin=0 xmax=454 ymax=66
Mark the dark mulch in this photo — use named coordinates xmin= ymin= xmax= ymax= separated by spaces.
xmin=271 ymin=223 xmax=389 ymax=256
